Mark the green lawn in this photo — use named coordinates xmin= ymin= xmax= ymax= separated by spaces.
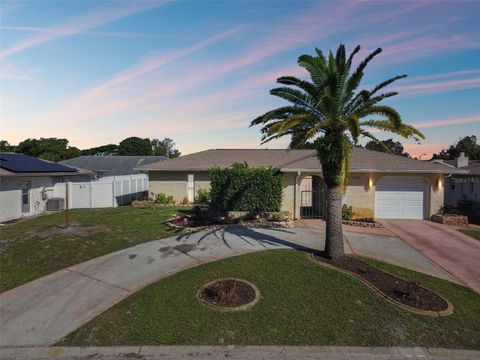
xmin=0 ymin=206 xmax=182 ymax=292
xmin=460 ymin=229 xmax=480 ymax=241
xmin=60 ymin=250 xmax=480 ymax=349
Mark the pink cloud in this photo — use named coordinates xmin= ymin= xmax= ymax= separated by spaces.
xmin=0 ymin=1 xmax=168 ymax=59
xmin=412 ymin=115 xmax=480 ymax=129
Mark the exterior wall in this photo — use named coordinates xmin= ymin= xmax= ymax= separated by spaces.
xmin=343 ymin=174 xmax=373 ymax=218
xmin=0 ymin=176 xmax=53 ymax=223
xmin=281 ymin=172 xmax=297 ymax=215
xmin=148 ymin=171 xmax=210 ymax=203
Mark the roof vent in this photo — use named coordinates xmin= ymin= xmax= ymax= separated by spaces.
xmin=455 ymin=152 xmax=469 ymax=168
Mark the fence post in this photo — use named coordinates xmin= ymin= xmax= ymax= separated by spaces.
xmin=112 ymin=176 xmax=116 ymax=207
xmin=90 ymin=181 xmax=94 ymax=208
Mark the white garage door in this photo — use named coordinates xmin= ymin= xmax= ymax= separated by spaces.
xmin=375 ymin=177 xmax=427 ymax=219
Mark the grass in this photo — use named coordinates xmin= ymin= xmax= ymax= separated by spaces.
xmin=0 ymin=206 xmax=182 ymax=292
xmin=60 ymin=250 xmax=480 ymax=349
xmin=460 ymin=229 xmax=480 ymax=241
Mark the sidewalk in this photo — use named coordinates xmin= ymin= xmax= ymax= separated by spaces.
xmin=1 ymin=346 xmax=479 ymax=360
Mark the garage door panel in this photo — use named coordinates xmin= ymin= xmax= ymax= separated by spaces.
xmin=375 ymin=177 xmax=426 ymax=219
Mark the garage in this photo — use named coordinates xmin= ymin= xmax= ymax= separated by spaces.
xmin=375 ymin=177 xmax=427 ymax=219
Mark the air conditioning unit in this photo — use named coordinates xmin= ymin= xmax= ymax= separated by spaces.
xmin=46 ymin=198 xmax=65 ymax=211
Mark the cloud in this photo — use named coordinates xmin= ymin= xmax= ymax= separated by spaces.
xmin=0 ymin=61 xmax=41 ymax=81
xmin=0 ymin=0 xmax=168 ymax=59
xmin=412 ymin=115 xmax=480 ymax=129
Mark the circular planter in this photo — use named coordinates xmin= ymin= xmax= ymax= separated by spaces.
xmin=309 ymin=254 xmax=454 ymax=317
xmin=197 ymin=278 xmax=261 ymax=312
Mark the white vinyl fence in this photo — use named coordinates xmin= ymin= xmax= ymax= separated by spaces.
xmin=52 ymin=174 xmax=148 ymax=209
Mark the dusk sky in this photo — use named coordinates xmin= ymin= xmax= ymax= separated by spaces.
xmin=1 ymin=0 xmax=479 ymax=158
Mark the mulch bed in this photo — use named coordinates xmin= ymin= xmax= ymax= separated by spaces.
xmin=199 ymin=279 xmax=257 ymax=309
xmin=313 ymin=254 xmax=448 ymax=312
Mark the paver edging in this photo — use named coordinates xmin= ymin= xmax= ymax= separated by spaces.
xmin=308 ymin=253 xmax=454 ymax=317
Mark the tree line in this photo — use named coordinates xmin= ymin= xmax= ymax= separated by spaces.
xmin=0 ymin=136 xmax=181 ymax=162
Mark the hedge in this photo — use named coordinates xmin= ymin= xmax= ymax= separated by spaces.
xmin=209 ymin=163 xmax=283 ymax=213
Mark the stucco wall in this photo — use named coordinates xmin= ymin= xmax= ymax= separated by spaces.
xmin=149 ymin=171 xmax=210 ymax=203
xmin=343 ymin=174 xmax=373 ymax=218
xmin=0 ymin=176 xmax=53 ymax=223
xmin=281 ymin=172 xmax=296 ymax=215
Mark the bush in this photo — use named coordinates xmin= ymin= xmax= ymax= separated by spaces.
xmin=195 ymin=189 xmax=211 ymax=205
xmin=155 ymin=193 xmax=174 ymax=205
xmin=209 ymin=163 xmax=283 ymax=213
xmin=342 ymin=204 xmax=354 ymax=220
xmin=440 ymin=203 xmax=458 ymax=215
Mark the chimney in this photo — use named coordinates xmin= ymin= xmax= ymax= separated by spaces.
xmin=455 ymin=152 xmax=469 ymax=168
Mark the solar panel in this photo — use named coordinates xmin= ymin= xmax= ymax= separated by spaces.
xmin=0 ymin=153 xmax=77 ymax=173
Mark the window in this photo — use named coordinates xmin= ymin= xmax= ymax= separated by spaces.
xmin=450 ymin=182 xmax=456 ymax=191
xmin=471 ymin=182 xmax=475 ymax=193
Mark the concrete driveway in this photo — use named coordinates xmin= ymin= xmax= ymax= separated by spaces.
xmin=381 ymin=220 xmax=480 ymax=293
xmin=0 ymin=225 xmax=459 ymax=347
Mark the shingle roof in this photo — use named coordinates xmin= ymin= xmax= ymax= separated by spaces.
xmin=454 ymin=160 xmax=480 ymax=176
xmin=137 ymin=148 xmax=465 ymax=174
xmin=60 ymin=155 xmax=167 ymax=176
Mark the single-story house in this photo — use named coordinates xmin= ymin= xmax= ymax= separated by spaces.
xmin=432 ymin=152 xmax=479 ymax=211
xmin=137 ymin=148 xmax=467 ymax=220
xmin=59 ymin=155 xmax=167 ymax=181
xmin=0 ymin=153 xmax=91 ymax=223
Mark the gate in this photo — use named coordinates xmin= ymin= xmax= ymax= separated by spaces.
xmin=300 ymin=189 xmax=325 ymax=219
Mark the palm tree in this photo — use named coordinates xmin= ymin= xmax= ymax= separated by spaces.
xmin=251 ymin=44 xmax=424 ymax=261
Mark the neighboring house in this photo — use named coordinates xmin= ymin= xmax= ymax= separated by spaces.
xmin=432 ymin=153 xmax=480 ymax=211
xmin=137 ymin=148 xmax=466 ymax=220
xmin=59 ymin=156 xmax=167 ymax=209
xmin=59 ymin=155 xmax=167 ymax=180
xmin=0 ymin=153 xmax=90 ymax=223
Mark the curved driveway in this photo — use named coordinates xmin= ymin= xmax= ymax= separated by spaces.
xmin=0 ymin=225 xmax=459 ymax=347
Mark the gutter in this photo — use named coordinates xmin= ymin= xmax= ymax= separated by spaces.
xmin=280 ymin=168 xmax=469 ymax=175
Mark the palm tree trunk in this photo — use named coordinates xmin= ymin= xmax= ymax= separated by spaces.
xmin=324 ymin=183 xmax=345 ymax=261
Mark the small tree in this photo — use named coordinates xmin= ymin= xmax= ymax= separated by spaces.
xmin=118 ymin=137 xmax=152 ymax=155
xmin=365 ymin=138 xmax=409 ymax=157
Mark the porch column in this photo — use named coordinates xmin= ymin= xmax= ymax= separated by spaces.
xmin=294 ymin=172 xmax=302 ymax=220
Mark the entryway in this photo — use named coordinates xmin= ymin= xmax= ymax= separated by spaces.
xmin=300 ymin=175 xmax=326 ymax=219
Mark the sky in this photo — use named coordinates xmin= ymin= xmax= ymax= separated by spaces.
xmin=0 ymin=0 xmax=479 ymax=159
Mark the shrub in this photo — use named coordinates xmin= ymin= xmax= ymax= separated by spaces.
xmin=440 ymin=203 xmax=458 ymax=215
xmin=209 ymin=163 xmax=283 ymax=213
xmin=342 ymin=204 xmax=354 ymax=220
xmin=195 ymin=189 xmax=211 ymax=205
xmin=155 ymin=193 xmax=174 ymax=205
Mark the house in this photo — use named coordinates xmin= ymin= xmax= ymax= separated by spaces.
xmin=432 ymin=152 xmax=480 ymax=212
xmin=136 ymin=148 xmax=467 ymax=220
xmin=0 ymin=153 xmax=91 ymax=223
xmin=59 ymin=155 xmax=167 ymax=181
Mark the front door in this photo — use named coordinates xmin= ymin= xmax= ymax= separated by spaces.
xmin=20 ymin=181 xmax=31 ymax=214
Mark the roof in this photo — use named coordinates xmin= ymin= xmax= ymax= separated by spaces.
xmin=462 ymin=161 xmax=480 ymax=176
xmin=136 ymin=148 xmax=466 ymax=174
xmin=431 ymin=159 xmax=480 ymax=176
xmin=60 ymin=155 xmax=167 ymax=176
xmin=0 ymin=153 xmax=88 ymax=177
